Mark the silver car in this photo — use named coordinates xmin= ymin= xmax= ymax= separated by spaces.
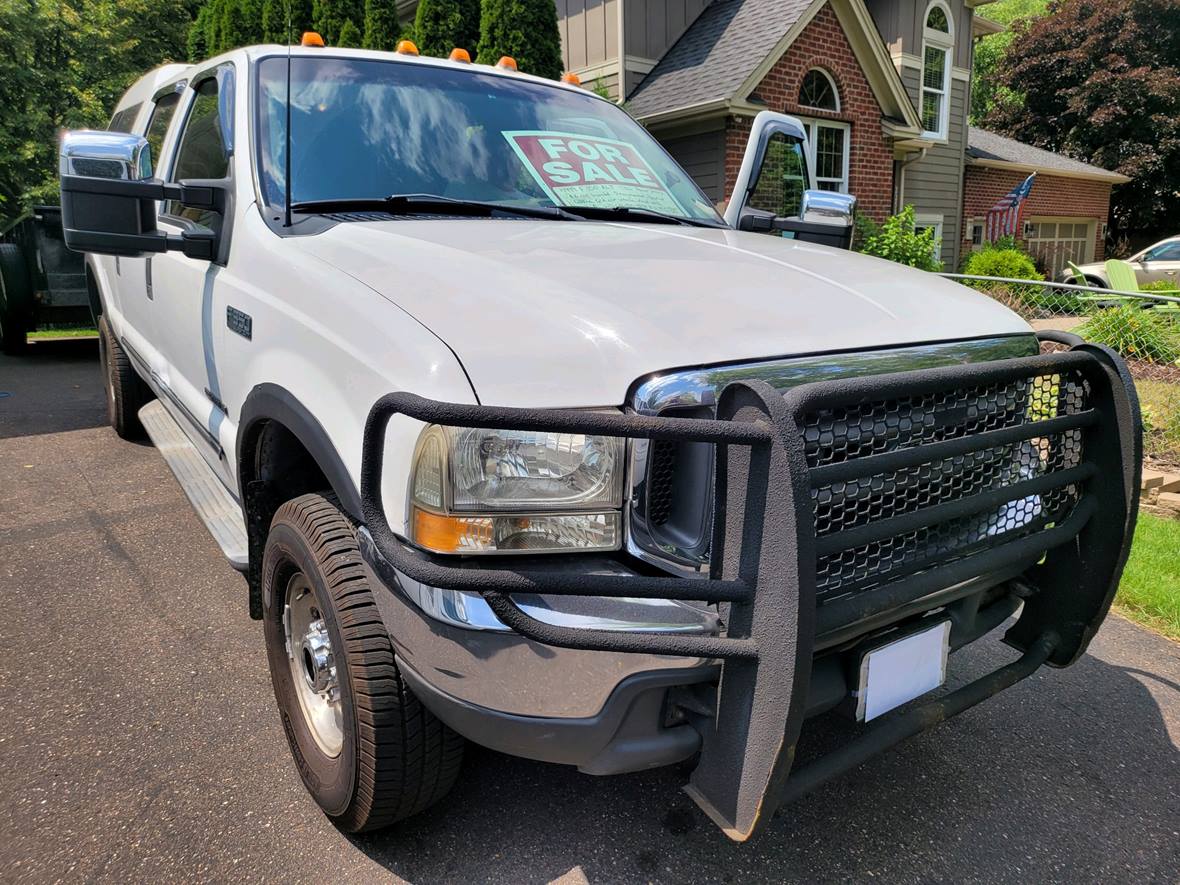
xmin=1065 ymin=236 xmax=1180 ymax=287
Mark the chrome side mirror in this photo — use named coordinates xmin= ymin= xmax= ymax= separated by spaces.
xmin=800 ymin=190 xmax=856 ymax=227
xmin=60 ymin=130 xmax=153 ymax=181
xmin=58 ymin=129 xmax=223 ymax=261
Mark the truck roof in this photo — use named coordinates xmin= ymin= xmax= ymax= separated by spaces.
xmin=114 ymin=44 xmax=596 ymax=118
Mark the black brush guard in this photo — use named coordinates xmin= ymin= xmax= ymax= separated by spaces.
xmin=357 ymin=338 xmax=1141 ymax=841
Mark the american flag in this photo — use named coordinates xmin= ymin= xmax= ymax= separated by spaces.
xmin=986 ymin=172 xmax=1036 ymax=242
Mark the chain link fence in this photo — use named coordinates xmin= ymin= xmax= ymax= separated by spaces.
xmin=941 ymin=274 xmax=1180 ymax=473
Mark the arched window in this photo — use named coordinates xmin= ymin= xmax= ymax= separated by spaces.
xmin=921 ymin=0 xmax=953 ymax=138
xmin=799 ymin=68 xmax=839 ymax=112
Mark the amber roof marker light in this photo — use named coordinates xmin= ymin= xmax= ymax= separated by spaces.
xmin=397 ymin=40 xmax=420 ymax=55
xmin=449 ymin=48 xmax=471 ymax=62
xmin=496 ymin=56 xmax=518 ymax=71
xmin=300 ymin=31 xmax=324 ymax=47
xmin=561 ymin=72 xmax=581 ymax=86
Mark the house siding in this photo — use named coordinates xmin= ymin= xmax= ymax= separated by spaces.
xmin=557 ymin=0 xmax=620 ymax=86
xmin=624 ymin=0 xmax=712 ymax=61
xmin=661 ymin=126 xmax=727 ymax=203
xmin=717 ymin=3 xmax=895 ymax=220
xmin=898 ymin=67 xmax=968 ymax=268
xmin=866 ymin=0 xmax=973 ymax=67
xmin=962 ymin=168 xmax=1115 ymax=268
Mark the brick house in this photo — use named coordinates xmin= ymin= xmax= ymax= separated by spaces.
xmin=963 ymin=128 xmax=1129 ymax=272
xmin=550 ymin=0 xmax=1128 ymax=272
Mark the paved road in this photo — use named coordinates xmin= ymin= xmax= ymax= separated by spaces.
xmin=2 ymin=341 xmax=1178 ymax=884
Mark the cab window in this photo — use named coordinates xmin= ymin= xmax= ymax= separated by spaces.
xmin=166 ymin=77 xmax=231 ymax=226
xmin=108 ymin=103 xmax=142 ymax=133
xmin=145 ymin=92 xmax=181 ymax=173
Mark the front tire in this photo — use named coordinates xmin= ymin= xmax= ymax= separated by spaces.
xmin=98 ymin=315 xmax=151 ymax=439
xmin=262 ymin=493 xmax=464 ymax=832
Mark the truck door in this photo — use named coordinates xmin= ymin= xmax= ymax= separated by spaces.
xmin=114 ymin=87 xmax=183 ymax=371
xmin=149 ymin=69 xmax=235 ymax=485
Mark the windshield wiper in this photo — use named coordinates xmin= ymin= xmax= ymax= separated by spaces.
xmin=290 ymin=193 xmax=578 ymax=221
xmin=556 ymin=205 xmax=725 ymax=228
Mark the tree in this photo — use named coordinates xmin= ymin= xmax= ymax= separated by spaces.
xmin=260 ymin=0 xmax=285 ymax=42
xmin=413 ymin=0 xmax=479 ymax=58
xmin=983 ymin=0 xmax=1180 ymax=237
xmin=362 ymin=0 xmax=399 ymax=50
xmin=0 ymin=0 xmax=194 ymax=224
xmin=476 ymin=0 xmax=563 ymax=79
xmin=313 ymin=0 xmax=362 ymax=44
xmin=969 ymin=0 xmax=1048 ymax=122
xmin=188 ymin=3 xmax=211 ymax=57
xmin=336 ymin=15 xmax=360 ymax=46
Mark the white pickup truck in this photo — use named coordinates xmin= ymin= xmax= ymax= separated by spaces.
xmin=59 ymin=42 xmax=1140 ymax=841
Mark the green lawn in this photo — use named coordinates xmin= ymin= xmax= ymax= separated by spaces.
xmin=1116 ymin=512 xmax=1180 ymax=640
xmin=27 ymin=326 xmax=98 ymax=340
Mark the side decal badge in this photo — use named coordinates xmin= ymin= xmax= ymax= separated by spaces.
xmin=227 ymin=306 xmax=252 ymax=340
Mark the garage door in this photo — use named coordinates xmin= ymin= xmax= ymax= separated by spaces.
xmin=1024 ymin=219 xmax=1094 ymax=275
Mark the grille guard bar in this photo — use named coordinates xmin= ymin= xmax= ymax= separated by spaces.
xmin=357 ymin=338 xmax=1141 ymax=841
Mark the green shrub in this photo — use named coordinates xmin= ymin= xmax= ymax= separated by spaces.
xmin=363 ymin=0 xmax=403 ymax=50
xmin=856 ymin=206 xmax=941 ymax=272
xmin=1141 ymin=279 xmax=1180 ymax=295
xmin=1077 ymin=304 xmax=1180 ymax=363
xmin=961 ymin=240 xmax=1043 ymax=282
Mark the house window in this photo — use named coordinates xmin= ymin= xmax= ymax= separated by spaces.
xmin=969 ymin=219 xmax=984 ymax=248
xmin=800 ymin=120 xmax=850 ymax=193
xmin=1024 ymin=218 xmax=1095 ymax=272
xmin=921 ymin=1 xmax=953 ymax=139
xmin=799 ymin=69 xmax=839 ymax=112
xmin=915 ymin=212 xmax=944 ymax=263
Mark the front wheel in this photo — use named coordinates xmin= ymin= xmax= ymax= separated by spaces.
xmin=98 ymin=316 xmax=151 ymax=439
xmin=262 ymin=493 xmax=464 ymax=832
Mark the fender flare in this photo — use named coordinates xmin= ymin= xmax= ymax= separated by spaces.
xmin=236 ymin=383 xmax=363 ymax=521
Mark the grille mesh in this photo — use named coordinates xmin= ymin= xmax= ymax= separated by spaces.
xmin=803 ymin=370 xmax=1089 ymax=602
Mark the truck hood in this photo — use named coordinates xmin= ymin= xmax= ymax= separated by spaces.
xmin=303 ymin=219 xmax=1030 ymax=407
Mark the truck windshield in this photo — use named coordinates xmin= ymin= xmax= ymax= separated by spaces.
xmin=256 ymin=56 xmax=722 ymax=224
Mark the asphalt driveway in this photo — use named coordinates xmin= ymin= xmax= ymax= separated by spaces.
xmin=1 ymin=340 xmax=1178 ymax=883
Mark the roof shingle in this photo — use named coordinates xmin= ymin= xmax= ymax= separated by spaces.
xmin=966 ymin=127 xmax=1129 ymax=182
xmin=626 ymin=0 xmax=815 ymax=119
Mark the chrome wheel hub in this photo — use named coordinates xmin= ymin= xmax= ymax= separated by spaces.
xmin=283 ymin=574 xmax=343 ymax=757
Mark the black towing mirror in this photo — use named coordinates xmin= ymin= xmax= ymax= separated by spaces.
xmin=58 ymin=130 xmax=225 ymax=261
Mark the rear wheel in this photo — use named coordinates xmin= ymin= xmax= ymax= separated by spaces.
xmin=98 ymin=315 xmax=151 ymax=439
xmin=262 ymin=493 xmax=464 ymax=832
xmin=0 ymin=243 xmax=31 ymax=355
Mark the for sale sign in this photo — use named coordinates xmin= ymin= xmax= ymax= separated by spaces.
xmin=503 ymin=131 xmax=687 ymax=216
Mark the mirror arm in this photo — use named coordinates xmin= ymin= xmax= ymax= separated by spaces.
xmin=60 ymin=175 xmax=223 ymax=212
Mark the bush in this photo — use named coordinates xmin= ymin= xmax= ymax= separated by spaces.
xmin=961 ymin=240 xmax=1043 ymax=281
xmin=1142 ymin=279 xmax=1180 ymax=295
xmin=1077 ymin=304 xmax=1180 ymax=363
xmin=856 ymin=206 xmax=941 ymax=272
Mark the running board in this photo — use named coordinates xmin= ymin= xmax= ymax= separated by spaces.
xmin=139 ymin=400 xmax=249 ymax=571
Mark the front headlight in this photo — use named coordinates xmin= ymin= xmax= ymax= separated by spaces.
xmin=407 ymin=424 xmax=624 ymax=554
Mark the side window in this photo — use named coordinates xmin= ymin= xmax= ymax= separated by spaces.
xmin=108 ymin=103 xmax=142 ymax=133
xmin=166 ymin=76 xmax=231 ymax=226
xmin=145 ymin=92 xmax=181 ymax=174
xmin=1146 ymin=242 xmax=1180 ymax=261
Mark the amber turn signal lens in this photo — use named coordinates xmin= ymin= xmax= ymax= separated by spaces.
xmin=300 ymin=31 xmax=324 ymax=47
xmin=397 ymin=39 xmax=420 ymax=55
xmin=496 ymin=56 xmax=518 ymax=70
xmin=449 ymin=47 xmax=471 ymax=62
xmin=561 ymin=72 xmax=581 ymax=85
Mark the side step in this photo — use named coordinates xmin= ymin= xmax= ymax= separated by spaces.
xmin=139 ymin=400 xmax=249 ymax=571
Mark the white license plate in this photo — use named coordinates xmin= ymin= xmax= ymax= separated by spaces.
xmin=855 ymin=621 xmax=950 ymax=722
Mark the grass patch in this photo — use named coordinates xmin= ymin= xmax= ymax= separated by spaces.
xmin=1137 ymin=379 xmax=1180 ymax=467
xmin=27 ymin=326 xmax=97 ymax=339
xmin=1115 ymin=512 xmax=1180 ymax=640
